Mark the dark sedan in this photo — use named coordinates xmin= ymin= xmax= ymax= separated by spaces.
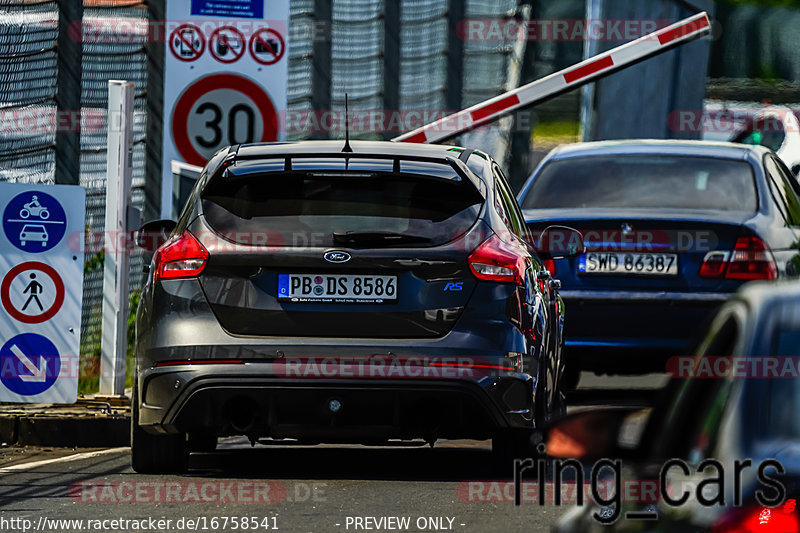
xmin=517 ymin=140 xmax=800 ymax=381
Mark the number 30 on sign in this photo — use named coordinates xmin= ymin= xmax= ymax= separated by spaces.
xmin=171 ymin=73 xmax=279 ymax=167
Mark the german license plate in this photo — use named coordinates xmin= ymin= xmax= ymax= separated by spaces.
xmin=578 ymin=252 xmax=679 ymax=276
xmin=278 ymin=274 xmax=397 ymax=302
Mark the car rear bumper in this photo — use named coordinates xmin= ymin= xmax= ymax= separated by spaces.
xmin=559 ymin=290 xmax=731 ymax=373
xmin=137 ymin=361 xmax=536 ymax=441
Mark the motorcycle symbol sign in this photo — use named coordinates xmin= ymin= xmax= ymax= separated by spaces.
xmin=19 ymin=196 xmax=49 ymax=219
xmin=2 ymin=191 xmax=66 ymax=253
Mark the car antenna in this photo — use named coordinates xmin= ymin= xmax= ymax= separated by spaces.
xmin=342 ymin=93 xmax=353 ymax=154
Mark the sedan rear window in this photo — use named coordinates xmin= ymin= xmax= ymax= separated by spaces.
xmin=202 ymin=171 xmax=484 ymax=247
xmin=522 ymin=155 xmax=757 ymax=212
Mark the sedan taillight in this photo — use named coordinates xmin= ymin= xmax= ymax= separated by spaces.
xmin=699 ymin=235 xmax=777 ymax=281
xmin=153 ymin=230 xmax=209 ymax=282
xmin=468 ymin=234 xmax=528 ymax=285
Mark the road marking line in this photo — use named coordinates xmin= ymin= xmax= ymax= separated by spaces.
xmin=0 ymin=447 xmax=127 ymax=473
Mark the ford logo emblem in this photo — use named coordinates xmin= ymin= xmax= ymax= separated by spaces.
xmin=324 ymin=250 xmax=351 ymax=263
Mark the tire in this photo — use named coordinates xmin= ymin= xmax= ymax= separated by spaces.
xmin=534 ymin=354 xmax=550 ymax=426
xmin=550 ymin=369 xmax=567 ymax=420
xmin=40 ymin=209 xmax=49 ymax=220
xmin=130 ymin=374 xmax=188 ymax=474
xmin=20 ymin=209 xmax=29 ymax=218
xmin=534 ymin=351 xmax=567 ymax=426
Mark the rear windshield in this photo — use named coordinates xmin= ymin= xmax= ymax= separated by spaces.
xmin=202 ymin=172 xmax=484 ymax=247
xmin=522 ymin=155 xmax=757 ymax=212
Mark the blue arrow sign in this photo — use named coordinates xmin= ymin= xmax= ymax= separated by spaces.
xmin=0 ymin=333 xmax=60 ymax=396
xmin=2 ymin=191 xmax=67 ymax=253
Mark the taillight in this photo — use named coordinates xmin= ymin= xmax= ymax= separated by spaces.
xmin=727 ymin=236 xmax=778 ymax=280
xmin=153 ymin=230 xmax=209 ymax=282
xmin=468 ymin=233 xmax=528 ymax=285
xmin=699 ymin=250 xmax=729 ymax=278
xmin=699 ymin=235 xmax=777 ymax=281
xmin=713 ymin=501 xmax=799 ymax=533
xmin=543 ymin=259 xmax=557 ymax=276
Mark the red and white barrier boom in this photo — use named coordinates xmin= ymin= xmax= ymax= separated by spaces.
xmin=393 ymin=12 xmax=711 ymax=144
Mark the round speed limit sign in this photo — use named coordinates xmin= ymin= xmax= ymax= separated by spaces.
xmin=172 ymin=73 xmax=279 ymax=166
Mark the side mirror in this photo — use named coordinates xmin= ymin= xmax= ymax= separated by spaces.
xmin=136 ymin=219 xmax=177 ymax=252
xmin=543 ymin=407 xmax=649 ymax=460
xmin=537 ymin=225 xmax=585 ymax=260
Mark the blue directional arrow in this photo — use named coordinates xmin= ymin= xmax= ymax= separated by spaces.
xmin=0 ymin=333 xmax=60 ymax=396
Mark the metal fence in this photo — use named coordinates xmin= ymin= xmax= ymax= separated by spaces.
xmin=0 ymin=0 xmax=521 ymax=391
xmin=0 ymin=2 xmax=58 ymax=183
xmin=286 ymin=0 xmax=518 ymax=141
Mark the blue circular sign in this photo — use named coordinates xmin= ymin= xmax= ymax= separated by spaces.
xmin=0 ymin=333 xmax=60 ymax=396
xmin=2 ymin=191 xmax=67 ymax=253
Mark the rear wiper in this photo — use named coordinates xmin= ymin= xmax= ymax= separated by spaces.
xmin=332 ymin=231 xmax=432 ymax=246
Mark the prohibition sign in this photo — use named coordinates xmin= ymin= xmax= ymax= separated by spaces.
xmin=249 ymin=28 xmax=285 ymax=65
xmin=1 ymin=261 xmax=64 ymax=324
xmin=172 ymin=73 xmax=279 ymax=166
xmin=209 ymin=26 xmax=246 ymax=64
xmin=169 ymin=24 xmax=205 ymax=62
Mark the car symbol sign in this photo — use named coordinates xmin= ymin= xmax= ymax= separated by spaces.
xmin=324 ymin=251 xmax=351 ymax=263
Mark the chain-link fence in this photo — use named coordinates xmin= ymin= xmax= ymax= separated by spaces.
xmin=0 ymin=0 xmax=523 ymax=392
xmin=285 ymin=0 xmax=518 ymax=142
xmin=0 ymin=2 xmax=58 ymax=184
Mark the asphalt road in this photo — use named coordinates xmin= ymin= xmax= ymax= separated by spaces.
xmin=0 ymin=373 xmax=665 ymax=533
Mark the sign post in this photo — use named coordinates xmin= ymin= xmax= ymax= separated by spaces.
xmin=100 ymin=80 xmax=135 ymax=397
xmin=0 ymin=184 xmax=85 ymax=403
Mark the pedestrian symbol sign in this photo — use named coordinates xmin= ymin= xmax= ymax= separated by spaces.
xmin=2 ymin=191 xmax=67 ymax=253
xmin=22 ymin=274 xmax=43 ymax=311
xmin=0 ymin=333 xmax=60 ymax=397
xmin=1 ymin=261 xmax=65 ymax=324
